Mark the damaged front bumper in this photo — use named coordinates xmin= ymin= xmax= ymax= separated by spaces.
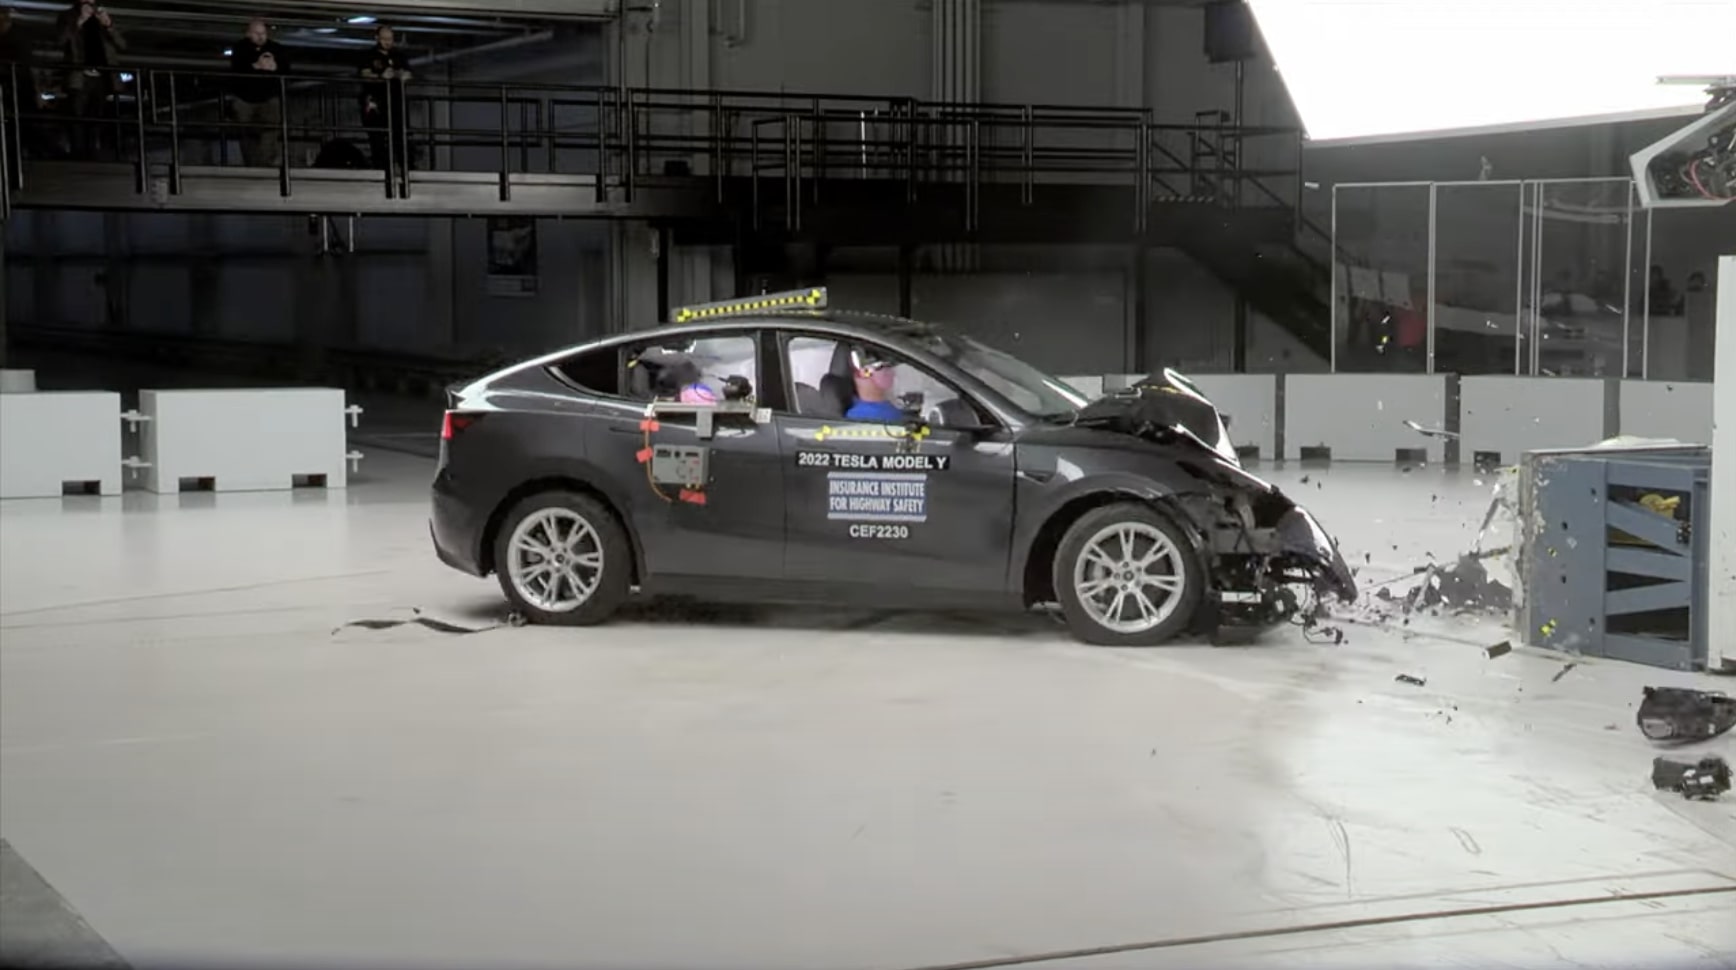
xmin=1183 ymin=483 xmax=1358 ymax=633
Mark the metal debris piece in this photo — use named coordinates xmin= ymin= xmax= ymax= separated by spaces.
xmin=1551 ymin=662 xmax=1578 ymax=682
xmin=1636 ymin=686 xmax=1736 ymax=743
xmin=1651 ymin=755 xmax=1731 ymax=800
xmin=1485 ymin=640 xmax=1512 ymax=659
xmin=1395 ymin=674 xmax=1427 ymax=686
xmin=333 ymin=615 xmax=503 ymax=635
xmin=1402 ymin=418 xmax=1460 ymax=439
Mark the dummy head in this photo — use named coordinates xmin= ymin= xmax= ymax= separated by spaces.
xmin=851 ymin=348 xmax=896 ymax=402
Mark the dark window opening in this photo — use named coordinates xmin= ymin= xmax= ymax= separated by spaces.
xmin=554 ymin=348 xmax=622 ymax=397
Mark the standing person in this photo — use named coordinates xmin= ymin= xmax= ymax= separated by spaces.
xmin=229 ymin=17 xmax=289 ymax=167
xmin=1390 ymin=288 xmax=1428 ymax=372
xmin=358 ymin=24 xmax=411 ymax=172
xmin=55 ymin=0 xmax=123 ymax=160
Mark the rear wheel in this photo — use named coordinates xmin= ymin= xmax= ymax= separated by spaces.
xmin=1053 ymin=502 xmax=1202 ymax=646
xmin=493 ymin=490 xmax=630 ymax=626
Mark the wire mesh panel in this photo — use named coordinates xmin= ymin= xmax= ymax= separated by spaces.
xmin=1331 ymin=182 xmax=1430 ymax=373
xmin=1432 ymin=181 xmax=1523 ymax=375
xmin=1524 ymin=178 xmax=1633 ymax=378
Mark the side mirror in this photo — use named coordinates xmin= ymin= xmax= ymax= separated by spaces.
xmin=930 ymin=397 xmax=994 ymax=434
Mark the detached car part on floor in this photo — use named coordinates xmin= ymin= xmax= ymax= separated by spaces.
xmin=430 ymin=289 xmax=1355 ymax=646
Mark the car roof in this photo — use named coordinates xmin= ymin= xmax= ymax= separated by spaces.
xmin=477 ymin=311 xmax=951 ymax=384
xmin=462 ymin=310 xmax=1039 ymax=429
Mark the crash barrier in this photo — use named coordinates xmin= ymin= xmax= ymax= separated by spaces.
xmin=1517 ymin=445 xmax=1711 ymax=671
xmin=1283 ymin=374 xmax=1448 ymax=463
xmin=1459 ymin=377 xmax=1609 ymax=469
xmin=0 ymin=391 xmax=125 ymax=498
xmin=1619 ymin=380 xmax=1715 ymax=447
xmin=138 ymin=389 xmax=363 ymax=494
xmin=1089 ymin=373 xmax=1715 ymax=465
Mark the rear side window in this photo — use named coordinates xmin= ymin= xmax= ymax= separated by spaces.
xmin=554 ymin=347 xmax=622 ymax=396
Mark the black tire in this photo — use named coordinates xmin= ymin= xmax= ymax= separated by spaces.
xmin=492 ymin=490 xmax=631 ymax=626
xmin=1053 ymin=501 xmax=1204 ymax=646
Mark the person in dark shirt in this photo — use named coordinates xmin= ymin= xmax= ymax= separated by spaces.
xmin=55 ymin=0 xmax=124 ymax=159
xmin=358 ymin=24 xmax=413 ymax=171
xmin=228 ymin=18 xmax=289 ymax=167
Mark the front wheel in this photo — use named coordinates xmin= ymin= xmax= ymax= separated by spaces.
xmin=493 ymin=490 xmax=630 ymax=626
xmin=1053 ymin=502 xmax=1203 ymax=646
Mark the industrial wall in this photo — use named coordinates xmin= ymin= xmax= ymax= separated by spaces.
xmin=6 ymin=0 xmax=1700 ymax=378
xmin=4 ymin=30 xmax=614 ymax=364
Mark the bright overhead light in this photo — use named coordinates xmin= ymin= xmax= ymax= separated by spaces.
xmin=222 ymin=48 xmax=232 ymax=56
xmin=1247 ymin=0 xmax=1736 ymax=143
xmin=347 ymin=15 xmax=376 ymax=24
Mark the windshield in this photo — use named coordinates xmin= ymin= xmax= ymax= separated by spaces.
xmin=908 ymin=331 xmax=1093 ymax=417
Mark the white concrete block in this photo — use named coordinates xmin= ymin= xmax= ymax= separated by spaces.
xmin=1618 ymin=380 xmax=1713 ymax=445
xmin=0 ymin=391 xmax=123 ymax=498
xmin=140 ymin=388 xmax=357 ymax=494
xmin=1060 ymin=375 xmax=1104 ymax=399
xmin=1460 ymin=377 xmax=1606 ymax=465
xmin=0 ymin=369 xmax=37 ymax=393
xmin=1710 ymin=255 xmax=1736 ymax=671
xmin=1283 ymin=375 xmax=1448 ymax=462
xmin=1185 ymin=374 xmax=1278 ymax=459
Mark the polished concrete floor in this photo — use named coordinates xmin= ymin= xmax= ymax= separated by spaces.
xmin=1 ymin=453 xmax=1733 ymax=970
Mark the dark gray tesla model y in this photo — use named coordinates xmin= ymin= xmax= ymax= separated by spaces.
xmin=430 ymin=289 xmax=1356 ymax=646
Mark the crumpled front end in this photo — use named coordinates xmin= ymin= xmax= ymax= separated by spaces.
xmin=1172 ymin=476 xmax=1358 ymax=634
xmin=1070 ymin=369 xmax=1358 ymax=632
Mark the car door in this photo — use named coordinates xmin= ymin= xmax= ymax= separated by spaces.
xmin=588 ymin=328 xmax=786 ymax=584
xmin=774 ymin=332 xmax=1017 ymax=594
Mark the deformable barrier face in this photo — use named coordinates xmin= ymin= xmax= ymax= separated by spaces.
xmin=1330 ymin=177 xmax=1725 ymax=382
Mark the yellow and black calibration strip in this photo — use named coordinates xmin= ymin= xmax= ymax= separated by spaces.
xmin=671 ymin=287 xmax=827 ymax=323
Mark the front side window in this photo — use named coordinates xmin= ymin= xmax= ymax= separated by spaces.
xmin=781 ymin=334 xmax=985 ymax=429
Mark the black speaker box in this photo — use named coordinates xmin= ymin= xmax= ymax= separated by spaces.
xmin=1204 ymin=0 xmax=1260 ymax=63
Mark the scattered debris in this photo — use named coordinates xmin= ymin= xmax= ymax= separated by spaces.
xmin=1402 ymin=418 xmax=1460 ymax=440
xmin=1551 ymin=662 xmax=1578 ymax=683
xmin=1651 ymin=755 xmax=1731 ymax=800
xmin=1636 ymin=687 xmax=1736 ymax=743
xmin=1395 ymin=674 xmax=1427 ymax=687
xmin=1484 ymin=640 xmax=1512 ymax=659
xmin=333 ymin=609 xmax=506 ymax=636
xmin=1299 ymin=474 xmax=1311 ymax=484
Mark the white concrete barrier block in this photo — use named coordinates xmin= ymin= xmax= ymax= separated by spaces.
xmin=0 ymin=391 xmax=123 ymax=498
xmin=1618 ymin=380 xmax=1713 ymax=445
xmin=1284 ymin=374 xmax=1448 ymax=462
xmin=1460 ymin=377 xmax=1606 ymax=465
xmin=140 ymin=388 xmax=356 ymax=493
xmin=1061 ymin=375 xmax=1105 ymax=399
xmin=1185 ymin=374 xmax=1278 ymax=459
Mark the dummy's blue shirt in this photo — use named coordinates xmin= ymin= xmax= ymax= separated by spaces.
xmin=844 ymin=399 xmax=904 ymax=423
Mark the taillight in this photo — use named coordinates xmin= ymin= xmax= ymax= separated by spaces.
xmin=442 ymin=411 xmax=476 ymax=440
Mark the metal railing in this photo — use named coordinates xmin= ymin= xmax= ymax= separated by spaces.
xmin=1 ymin=62 xmax=1305 ymax=227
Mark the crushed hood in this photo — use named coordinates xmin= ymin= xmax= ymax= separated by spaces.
xmin=1071 ymin=369 xmax=1241 ymax=466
